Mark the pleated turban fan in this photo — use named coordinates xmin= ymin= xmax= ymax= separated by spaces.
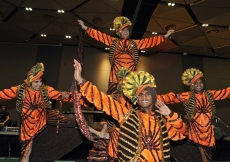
xmin=121 ymin=70 xmax=156 ymax=105
xmin=181 ymin=68 xmax=204 ymax=86
xmin=113 ymin=16 xmax=132 ymax=37
xmin=24 ymin=63 xmax=44 ymax=85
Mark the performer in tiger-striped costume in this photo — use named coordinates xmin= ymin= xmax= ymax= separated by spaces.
xmin=157 ymin=68 xmax=230 ymax=162
xmin=0 ymin=63 xmax=83 ymax=162
xmin=78 ymin=16 xmax=174 ymax=161
xmin=74 ymin=59 xmax=186 ymax=162
xmin=78 ymin=16 xmax=174 ymax=90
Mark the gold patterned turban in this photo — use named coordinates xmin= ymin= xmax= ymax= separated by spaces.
xmin=24 ymin=63 xmax=44 ymax=85
xmin=121 ymin=71 xmax=156 ymax=104
xmin=113 ymin=16 xmax=132 ymax=37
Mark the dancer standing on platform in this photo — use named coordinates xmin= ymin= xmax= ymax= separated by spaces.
xmin=78 ymin=16 xmax=174 ymax=95
xmin=0 ymin=63 xmax=83 ymax=162
xmin=73 ymin=59 xmax=186 ymax=161
xmin=157 ymin=68 xmax=230 ymax=162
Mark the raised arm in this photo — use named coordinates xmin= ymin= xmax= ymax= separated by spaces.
xmin=155 ymin=100 xmax=187 ymax=140
xmin=78 ymin=20 xmax=115 ymax=46
xmin=134 ymin=29 xmax=174 ymax=49
xmin=0 ymin=86 xmax=18 ymax=100
xmin=73 ymin=59 xmax=128 ymax=123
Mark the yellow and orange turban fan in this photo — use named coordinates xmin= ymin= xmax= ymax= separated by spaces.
xmin=121 ymin=71 xmax=156 ymax=105
xmin=24 ymin=63 xmax=44 ymax=85
xmin=181 ymin=68 xmax=204 ymax=86
xmin=113 ymin=16 xmax=132 ymax=37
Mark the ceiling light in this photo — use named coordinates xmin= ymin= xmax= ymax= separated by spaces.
xmin=168 ymin=2 xmax=175 ymax=6
xmin=152 ymin=32 xmax=158 ymax=35
xmin=58 ymin=10 xmax=64 ymax=13
xmin=105 ymin=48 xmax=110 ymax=50
xmin=65 ymin=35 xmax=71 ymax=38
xmin=202 ymin=24 xmax=209 ymax=27
xmin=109 ymin=28 xmax=115 ymax=31
xmin=141 ymin=50 xmax=145 ymax=53
xmin=183 ymin=52 xmax=188 ymax=56
xmin=41 ymin=34 xmax=46 ymax=37
xmin=25 ymin=8 xmax=32 ymax=11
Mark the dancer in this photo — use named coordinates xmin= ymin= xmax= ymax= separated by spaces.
xmin=74 ymin=59 xmax=186 ymax=161
xmin=0 ymin=63 xmax=83 ymax=162
xmin=79 ymin=17 xmax=174 ymax=159
xmin=78 ymin=16 xmax=174 ymax=95
xmin=157 ymin=68 xmax=230 ymax=162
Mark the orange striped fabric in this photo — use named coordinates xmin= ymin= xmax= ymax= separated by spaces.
xmin=86 ymin=28 xmax=165 ymax=84
xmin=80 ymin=81 xmax=186 ymax=161
xmin=157 ymin=87 xmax=230 ymax=147
xmin=0 ymin=85 xmax=71 ymax=142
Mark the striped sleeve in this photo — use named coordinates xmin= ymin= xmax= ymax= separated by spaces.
xmin=210 ymin=87 xmax=230 ymax=100
xmin=86 ymin=28 xmax=115 ymax=46
xmin=0 ymin=86 xmax=17 ymax=100
xmin=80 ymin=81 xmax=128 ymax=123
xmin=135 ymin=35 xmax=165 ymax=49
xmin=157 ymin=92 xmax=184 ymax=104
xmin=165 ymin=112 xmax=187 ymax=141
xmin=47 ymin=86 xmax=62 ymax=100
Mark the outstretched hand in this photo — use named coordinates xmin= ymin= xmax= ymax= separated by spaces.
xmin=155 ymin=100 xmax=171 ymax=116
xmin=164 ymin=29 xmax=175 ymax=38
xmin=73 ymin=59 xmax=83 ymax=83
xmin=78 ymin=20 xmax=88 ymax=30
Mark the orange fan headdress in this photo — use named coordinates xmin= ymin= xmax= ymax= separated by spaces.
xmin=121 ymin=71 xmax=156 ymax=105
xmin=113 ymin=16 xmax=132 ymax=37
xmin=181 ymin=68 xmax=204 ymax=86
xmin=24 ymin=63 xmax=44 ymax=85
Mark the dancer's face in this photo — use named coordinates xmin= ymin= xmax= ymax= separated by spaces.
xmin=193 ymin=78 xmax=204 ymax=93
xmin=31 ymin=78 xmax=42 ymax=91
xmin=137 ymin=90 xmax=153 ymax=110
xmin=121 ymin=27 xmax=130 ymax=40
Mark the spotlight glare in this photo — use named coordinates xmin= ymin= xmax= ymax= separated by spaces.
xmin=202 ymin=24 xmax=209 ymax=27
xmin=58 ymin=10 xmax=64 ymax=13
xmin=25 ymin=7 xmax=32 ymax=11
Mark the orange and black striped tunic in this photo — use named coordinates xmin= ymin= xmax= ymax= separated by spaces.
xmin=80 ymin=80 xmax=186 ymax=161
xmin=157 ymin=87 xmax=230 ymax=147
xmin=0 ymin=85 xmax=65 ymax=142
xmin=86 ymin=28 xmax=165 ymax=85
